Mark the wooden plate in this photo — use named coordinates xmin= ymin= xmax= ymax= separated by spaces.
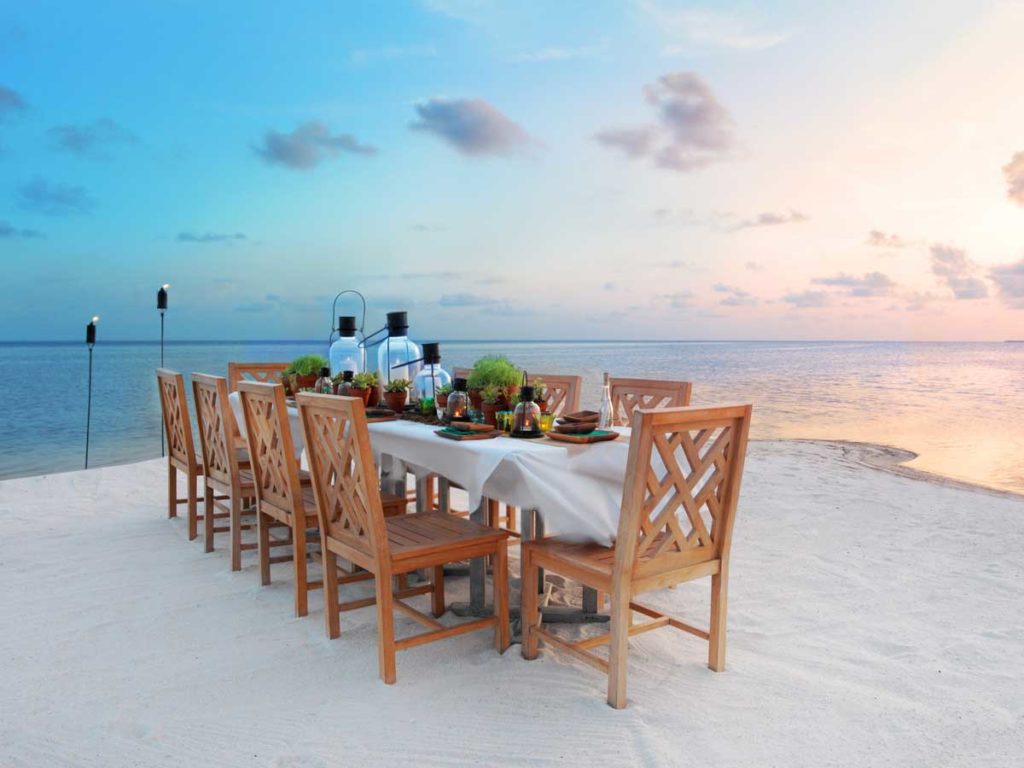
xmin=561 ymin=410 xmax=600 ymax=424
xmin=545 ymin=429 xmax=618 ymax=444
xmin=435 ymin=427 xmax=502 ymax=441
xmin=554 ymin=422 xmax=597 ymax=435
xmin=446 ymin=420 xmax=494 ymax=433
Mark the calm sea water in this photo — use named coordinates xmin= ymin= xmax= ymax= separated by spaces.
xmin=1 ymin=340 xmax=1021 ymax=494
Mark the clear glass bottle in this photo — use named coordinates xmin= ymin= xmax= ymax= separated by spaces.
xmin=376 ymin=311 xmax=422 ymax=404
xmin=598 ymin=372 xmax=614 ymax=428
xmin=315 ymin=367 xmax=334 ymax=395
xmin=329 ymin=315 xmax=364 ymax=377
xmin=335 ymin=369 xmax=354 ymax=396
xmin=445 ymin=377 xmax=471 ymax=423
xmin=412 ymin=342 xmax=451 ymax=413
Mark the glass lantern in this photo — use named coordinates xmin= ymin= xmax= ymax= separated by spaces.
xmin=329 ymin=315 xmax=364 ymax=377
xmin=412 ymin=342 xmax=451 ymax=416
xmin=445 ymin=377 xmax=471 ymax=423
xmin=376 ymin=311 xmax=422 ymax=405
xmin=511 ymin=385 xmax=543 ymax=438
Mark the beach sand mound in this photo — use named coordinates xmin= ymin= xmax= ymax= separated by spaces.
xmin=1 ymin=441 xmax=1021 ymax=767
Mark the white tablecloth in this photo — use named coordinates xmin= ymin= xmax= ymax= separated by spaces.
xmin=228 ymin=392 xmax=630 ymax=544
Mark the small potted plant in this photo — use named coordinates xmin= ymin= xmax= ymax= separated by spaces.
xmin=350 ymin=371 xmax=377 ymax=405
xmin=533 ymin=378 xmax=548 ymax=412
xmin=289 ymin=354 xmax=329 ymax=393
xmin=468 ymin=355 xmax=522 ymax=410
xmin=281 ymin=364 xmax=295 ymax=396
xmin=435 ymin=382 xmax=453 ymax=411
xmin=479 ymin=383 xmax=502 ymax=426
xmin=383 ymin=378 xmax=411 ymax=413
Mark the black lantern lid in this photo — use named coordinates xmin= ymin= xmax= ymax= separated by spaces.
xmin=453 ymin=377 xmax=468 ymax=392
xmin=342 ymin=370 xmax=354 ymax=381
xmin=519 ymin=385 xmax=536 ymax=402
xmin=386 ymin=311 xmax=408 ymax=336
xmin=157 ymin=286 xmax=168 ymax=310
xmin=338 ymin=315 xmax=357 ymax=337
xmin=320 ymin=366 xmax=330 ymax=377
xmin=422 ymin=342 xmax=441 ymax=364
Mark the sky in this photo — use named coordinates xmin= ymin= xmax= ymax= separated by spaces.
xmin=1 ymin=0 xmax=1022 ymax=341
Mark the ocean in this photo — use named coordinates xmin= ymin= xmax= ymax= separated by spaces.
xmin=0 ymin=340 xmax=1021 ymax=494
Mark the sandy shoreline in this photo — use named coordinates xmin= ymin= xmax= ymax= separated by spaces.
xmin=1 ymin=439 xmax=1022 ymax=767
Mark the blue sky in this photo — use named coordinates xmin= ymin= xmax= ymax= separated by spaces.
xmin=1 ymin=0 xmax=1022 ymax=341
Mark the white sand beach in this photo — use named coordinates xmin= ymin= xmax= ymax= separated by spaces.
xmin=1 ymin=440 xmax=1021 ymax=767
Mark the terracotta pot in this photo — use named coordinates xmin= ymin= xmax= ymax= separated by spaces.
xmin=538 ymin=400 xmax=549 ymax=413
xmin=383 ymin=391 xmax=407 ymax=414
xmin=480 ymin=402 xmax=498 ymax=427
xmin=366 ymin=386 xmax=381 ymax=407
xmin=293 ymin=373 xmax=317 ymax=392
xmin=353 ymin=387 xmax=372 ymax=405
xmin=281 ymin=377 xmax=294 ymax=396
xmin=437 ymin=393 xmax=449 ymax=410
xmin=468 ymin=389 xmax=483 ymax=410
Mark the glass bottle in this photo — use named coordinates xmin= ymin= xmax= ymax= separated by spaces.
xmin=598 ymin=372 xmax=614 ymax=428
xmin=412 ymin=342 xmax=451 ymax=415
xmin=335 ymin=370 xmax=354 ymax=396
xmin=445 ymin=377 xmax=471 ymax=423
xmin=329 ymin=315 xmax=363 ymax=377
xmin=315 ymin=367 xmax=334 ymax=395
xmin=376 ymin=311 xmax=422 ymax=404
xmin=511 ymin=385 xmax=542 ymax=437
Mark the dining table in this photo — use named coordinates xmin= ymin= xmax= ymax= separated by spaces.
xmin=228 ymin=393 xmax=632 ymax=617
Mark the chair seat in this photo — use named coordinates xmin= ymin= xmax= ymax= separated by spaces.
xmin=387 ymin=512 xmax=505 ymax=562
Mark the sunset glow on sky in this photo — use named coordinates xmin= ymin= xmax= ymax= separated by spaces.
xmin=1 ymin=1 xmax=1022 ymax=340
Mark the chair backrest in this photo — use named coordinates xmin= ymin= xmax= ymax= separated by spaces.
xmin=527 ymin=373 xmax=581 ymax=416
xmin=453 ymin=367 xmax=471 ymax=381
xmin=237 ymin=381 xmax=303 ymax=514
xmin=192 ymin=373 xmax=238 ymax=488
xmin=296 ymin=393 xmax=389 ymax=564
xmin=227 ymin=362 xmax=290 ymax=392
xmin=614 ymin=405 xmax=752 ymax=579
xmin=156 ymin=368 xmax=197 ymax=469
xmin=608 ymin=376 xmax=692 ymax=426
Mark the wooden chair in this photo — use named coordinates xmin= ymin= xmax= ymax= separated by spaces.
xmin=297 ymin=392 xmax=510 ymax=683
xmin=238 ymin=382 xmax=409 ymax=617
xmin=192 ymin=373 xmax=258 ymax=569
xmin=227 ymin=362 xmax=290 ymax=392
xmin=157 ymin=368 xmax=204 ymax=540
xmin=521 ymin=404 xmax=752 ymax=708
xmin=608 ymin=376 xmax=693 ymax=426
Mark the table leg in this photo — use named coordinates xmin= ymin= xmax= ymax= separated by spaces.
xmin=437 ymin=477 xmax=451 ymax=514
xmin=450 ymin=496 xmax=491 ymax=618
xmin=415 ymin=476 xmax=431 ymax=513
xmin=379 ymin=454 xmax=405 ymax=497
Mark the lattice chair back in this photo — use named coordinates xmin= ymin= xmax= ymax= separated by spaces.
xmin=192 ymin=373 xmax=236 ymax=487
xmin=608 ymin=377 xmax=692 ymax=426
xmin=237 ymin=381 xmax=303 ymax=514
xmin=296 ymin=393 xmax=389 ymax=564
xmin=527 ymin=373 xmax=581 ymax=416
xmin=452 ymin=367 xmax=471 ymax=380
xmin=614 ymin=405 xmax=752 ymax=579
xmin=227 ymin=362 xmax=290 ymax=392
xmin=157 ymin=368 xmax=197 ymax=469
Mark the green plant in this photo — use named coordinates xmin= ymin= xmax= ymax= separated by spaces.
xmin=436 ymin=383 xmax=453 ymax=397
xmin=467 ymin=355 xmax=521 ymax=390
xmin=383 ymin=378 xmax=411 ymax=394
xmin=532 ymin=378 xmax=547 ymax=401
xmin=506 ymin=389 xmax=520 ymax=408
xmin=290 ymin=354 xmax=329 ymax=376
xmin=480 ymin=383 xmax=502 ymax=405
xmin=352 ymin=371 xmax=377 ymax=390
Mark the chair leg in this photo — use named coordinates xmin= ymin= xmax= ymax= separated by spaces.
xmin=257 ymin=509 xmax=271 ymax=586
xmin=375 ymin=570 xmax=397 ymax=684
xmin=203 ymin=484 xmax=215 ymax=553
xmin=708 ymin=571 xmax=728 ymax=671
xmin=521 ymin=547 xmax=539 ymax=660
xmin=493 ymin=539 xmax=510 ymax=652
xmin=292 ymin=522 xmax=308 ymax=618
xmin=187 ymin=472 xmax=198 ymax=541
xmin=607 ymin=588 xmax=631 ymax=709
xmin=167 ymin=463 xmax=177 ymax=518
xmin=504 ymin=504 xmax=516 ymax=532
xmin=431 ymin=565 xmax=445 ymax=618
xmin=323 ymin=548 xmax=340 ymax=639
xmin=229 ymin=496 xmax=243 ymax=572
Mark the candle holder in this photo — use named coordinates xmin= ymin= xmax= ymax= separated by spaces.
xmin=444 ymin=377 xmax=471 ymax=424
xmin=510 ymin=381 xmax=544 ymax=439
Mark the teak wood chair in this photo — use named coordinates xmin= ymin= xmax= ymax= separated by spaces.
xmin=296 ymin=392 xmax=510 ymax=684
xmin=157 ymin=368 xmax=204 ymax=540
xmin=227 ymin=362 xmax=290 ymax=392
xmin=192 ymin=373 xmax=258 ymax=569
xmin=238 ymin=382 xmax=409 ymax=617
xmin=521 ymin=404 xmax=752 ymax=708
xmin=607 ymin=376 xmax=693 ymax=426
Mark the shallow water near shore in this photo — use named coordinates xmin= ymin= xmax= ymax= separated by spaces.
xmin=1 ymin=340 xmax=1021 ymax=494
